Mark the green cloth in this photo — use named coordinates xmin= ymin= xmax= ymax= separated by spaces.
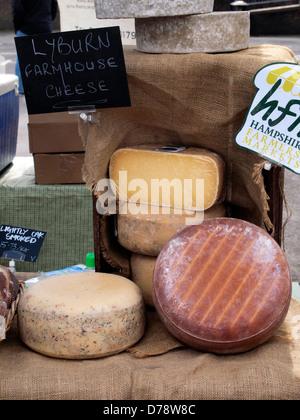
xmin=0 ymin=158 xmax=94 ymax=272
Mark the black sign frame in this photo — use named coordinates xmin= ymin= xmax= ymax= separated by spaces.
xmin=15 ymin=27 xmax=131 ymax=114
xmin=0 ymin=225 xmax=46 ymax=263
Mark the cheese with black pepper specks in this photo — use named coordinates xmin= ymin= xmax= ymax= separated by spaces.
xmin=18 ymin=272 xmax=146 ymax=359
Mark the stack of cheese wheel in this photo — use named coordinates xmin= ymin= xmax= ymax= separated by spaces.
xmin=94 ymin=0 xmax=250 ymax=54
xmin=109 ymin=145 xmax=226 ymax=306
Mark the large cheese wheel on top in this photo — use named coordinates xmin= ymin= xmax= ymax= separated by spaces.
xmin=109 ymin=145 xmax=225 ymax=212
xmin=95 ymin=0 xmax=214 ymax=18
xmin=118 ymin=202 xmax=226 ymax=256
xmin=153 ymin=218 xmax=292 ymax=355
xmin=18 ymin=273 xmax=145 ymax=359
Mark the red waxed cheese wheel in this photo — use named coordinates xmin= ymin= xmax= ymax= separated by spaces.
xmin=153 ymin=218 xmax=292 ymax=355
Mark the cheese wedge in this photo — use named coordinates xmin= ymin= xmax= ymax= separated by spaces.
xmin=153 ymin=218 xmax=292 ymax=354
xmin=118 ymin=202 xmax=226 ymax=256
xmin=18 ymin=273 xmax=145 ymax=359
xmin=109 ymin=145 xmax=225 ymax=211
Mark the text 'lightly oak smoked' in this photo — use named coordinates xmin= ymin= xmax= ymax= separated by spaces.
xmin=153 ymin=218 xmax=292 ymax=355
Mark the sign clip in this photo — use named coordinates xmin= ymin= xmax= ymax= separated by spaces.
xmin=68 ymin=105 xmax=100 ymax=125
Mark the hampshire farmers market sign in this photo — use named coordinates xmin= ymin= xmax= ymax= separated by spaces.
xmin=235 ymin=62 xmax=300 ymax=174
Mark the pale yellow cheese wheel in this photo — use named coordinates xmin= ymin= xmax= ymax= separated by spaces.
xmin=118 ymin=202 xmax=227 ymax=256
xmin=18 ymin=272 xmax=146 ymax=359
xmin=109 ymin=145 xmax=225 ymax=211
xmin=130 ymin=253 xmax=156 ymax=307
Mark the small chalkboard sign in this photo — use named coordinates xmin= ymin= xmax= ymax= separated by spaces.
xmin=0 ymin=225 xmax=46 ymax=263
xmin=15 ymin=27 xmax=131 ymax=114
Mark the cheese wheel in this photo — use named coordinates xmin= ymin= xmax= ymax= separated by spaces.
xmin=95 ymin=0 xmax=214 ymax=18
xmin=135 ymin=12 xmax=250 ymax=54
xmin=0 ymin=301 xmax=6 ymax=317
xmin=130 ymin=253 xmax=156 ymax=307
xmin=109 ymin=145 xmax=225 ymax=211
xmin=153 ymin=218 xmax=292 ymax=354
xmin=0 ymin=265 xmax=19 ymax=308
xmin=118 ymin=202 xmax=227 ymax=256
xmin=18 ymin=273 xmax=146 ymax=359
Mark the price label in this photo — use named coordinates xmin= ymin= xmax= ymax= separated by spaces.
xmin=0 ymin=225 xmax=46 ymax=263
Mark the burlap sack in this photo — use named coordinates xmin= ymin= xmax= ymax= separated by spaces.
xmin=79 ymin=45 xmax=298 ymax=275
xmin=1 ymin=299 xmax=299 ymax=400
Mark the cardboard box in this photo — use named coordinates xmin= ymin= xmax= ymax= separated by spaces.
xmin=33 ymin=153 xmax=85 ymax=185
xmin=28 ymin=112 xmax=84 ymax=153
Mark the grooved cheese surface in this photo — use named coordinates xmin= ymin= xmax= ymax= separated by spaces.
xmin=95 ymin=0 xmax=214 ymax=18
xmin=118 ymin=202 xmax=226 ymax=256
xmin=109 ymin=145 xmax=225 ymax=211
xmin=135 ymin=12 xmax=250 ymax=54
xmin=18 ymin=273 xmax=145 ymax=359
xmin=153 ymin=218 xmax=292 ymax=354
xmin=130 ymin=253 xmax=156 ymax=307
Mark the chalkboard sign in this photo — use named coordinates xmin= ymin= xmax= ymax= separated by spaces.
xmin=15 ymin=27 xmax=131 ymax=114
xmin=0 ymin=225 xmax=46 ymax=263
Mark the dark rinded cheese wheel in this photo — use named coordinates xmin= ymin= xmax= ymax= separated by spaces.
xmin=0 ymin=265 xmax=19 ymax=308
xmin=153 ymin=218 xmax=292 ymax=354
xmin=0 ymin=300 xmax=7 ymax=317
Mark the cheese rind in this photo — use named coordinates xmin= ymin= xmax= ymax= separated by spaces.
xmin=130 ymin=253 xmax=157 ymax=307
xmin=135 ymin=12 xmax=250 ymax=54
xmin=0 ymin=265 xmax=19 ymax=311
xmin=95 ymin=0 xmax=214 ymax=18
xmin=153 ymin=218 xmax=292 ymax=354
xmin=109 ymin=145 xmax=225 ymax=211
xmin=118 ymin=202 xmax=226 ymax=256
xmin=18 ymin=273 xmax=145 ymax=359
